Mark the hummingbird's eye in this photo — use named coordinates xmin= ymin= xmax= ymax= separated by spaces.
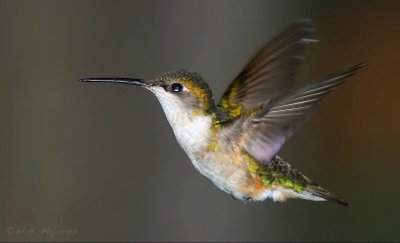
xmin=171 ymin=83 xmax=183 ymax=93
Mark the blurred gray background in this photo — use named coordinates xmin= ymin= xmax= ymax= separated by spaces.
xmin=0 ymin=0 xmax=399 ymax=241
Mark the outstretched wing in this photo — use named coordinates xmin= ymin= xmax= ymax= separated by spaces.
xmin=242 ymin=64 xmax=365 ymax=164
xmin=218 ymin=19 xmax=317 ymax=118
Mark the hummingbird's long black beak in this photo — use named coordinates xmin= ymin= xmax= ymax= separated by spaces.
xmin=79 ymin=78 xmax=147 ymax=87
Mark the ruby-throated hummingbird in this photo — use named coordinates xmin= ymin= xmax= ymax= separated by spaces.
xmin=81 ymin=20 xmax=364 ymax=206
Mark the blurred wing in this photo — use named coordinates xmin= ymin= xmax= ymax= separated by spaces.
xmin=242 ymin=64 xmax=365 ymax=164
xmin=218 ymin=19 xmax=317 ymax=118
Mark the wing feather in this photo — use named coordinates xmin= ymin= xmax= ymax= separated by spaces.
xmin=242 ymin=64 xmax=365 ymax=163
xmin=218 ymin=19 xmax=317 ymax=117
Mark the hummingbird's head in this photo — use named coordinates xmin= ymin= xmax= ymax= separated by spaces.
xmin=80 ymin=69 xmax=216 ymax=124
xmin=147 ymin=69 xmax=215 ymax=116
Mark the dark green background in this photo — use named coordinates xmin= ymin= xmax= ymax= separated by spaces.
xmin=0 ymin=0 xmax=399 ymax=241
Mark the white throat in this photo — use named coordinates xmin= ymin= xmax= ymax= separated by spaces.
xmin=151 ymin=88 xmax=212 ymax=153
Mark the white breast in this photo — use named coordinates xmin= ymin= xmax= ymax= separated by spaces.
xmin=172 ymin=115 xmax=212 ymax=151
xmin=152 ymin=87 xmax=242 ymax=195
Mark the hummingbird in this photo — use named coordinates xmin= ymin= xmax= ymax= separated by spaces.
xmin=81 ymin=20 xmax=364 ymax=206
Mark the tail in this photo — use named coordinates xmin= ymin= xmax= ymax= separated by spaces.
xmin=304 ymin=185 xmax=349 ymax=206
xmin=264 ymin=156 xmax=348 ymax=206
